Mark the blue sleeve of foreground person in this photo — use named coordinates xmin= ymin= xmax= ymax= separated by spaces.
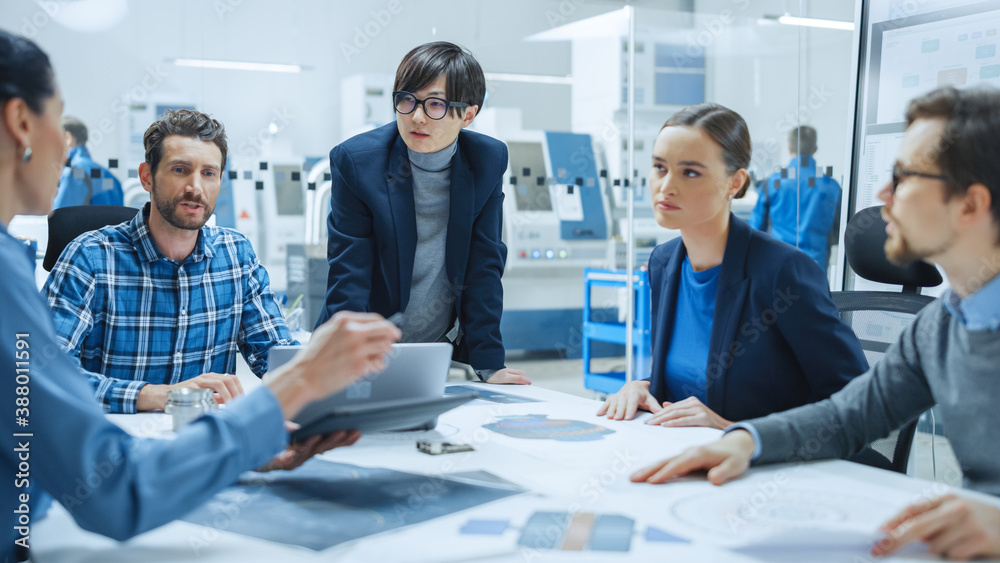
xmin=0 ymin=224 xmax=288 ymax=560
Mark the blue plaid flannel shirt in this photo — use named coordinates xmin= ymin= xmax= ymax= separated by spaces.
xmin=42 ymin=205 xmax=295 ymax=413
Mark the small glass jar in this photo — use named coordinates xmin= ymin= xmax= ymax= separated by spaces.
xmin=165 ymin=388 xmax=217 ymax=431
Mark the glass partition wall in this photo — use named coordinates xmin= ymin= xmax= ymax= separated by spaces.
xmin=1 ymin=0 xmax=859 ymax=382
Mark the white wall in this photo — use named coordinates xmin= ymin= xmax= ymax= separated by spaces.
xmin=1 ymin=0 xmax=860 ymax=191
xmin=0 ymin=0 xmax=635 ymax=169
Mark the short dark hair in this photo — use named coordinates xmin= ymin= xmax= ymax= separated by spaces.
xmin=906 ymin=85 xmax=1000 ymax=237
xmin=394 ymin=41 xmax=485 ymax=118
xmin=788 ymin=125 xmax=817 ymax=156
xmin=662 ymin=102 xmax=753 ymax=197
xmin=63 ymin=116 xmax=88 ymax=146
xmin=0 ymin=30 xmax=55 ymax=115
xmin=143 ymin=109 xmax=228 ymax=175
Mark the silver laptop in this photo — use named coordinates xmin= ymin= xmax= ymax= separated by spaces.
xmin=268 ymin=342 xmax=453 ymax=427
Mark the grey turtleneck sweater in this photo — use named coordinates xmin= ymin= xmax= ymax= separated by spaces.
xmin=399 ymin=138 xmax=459 ymax=344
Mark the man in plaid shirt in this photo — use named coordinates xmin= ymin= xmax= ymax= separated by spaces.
xmin=43 ymin=109 xmax=295 ymax=413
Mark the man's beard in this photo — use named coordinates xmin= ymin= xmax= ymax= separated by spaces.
xmin=152 ymin=180 xmax=213 ymax=231
xmin=883 ymin=208 xmax=951 ymax=265
xmin=884 ymin=230 xmax=922 ymax=265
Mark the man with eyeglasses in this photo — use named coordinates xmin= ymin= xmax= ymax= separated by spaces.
xmin=316 ymin=41 xmax=529 ymax=385
xmin=627 ymin=85 xmax=1000 ymax=560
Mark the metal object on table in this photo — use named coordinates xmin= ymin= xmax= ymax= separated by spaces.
xmin=416 ymin=440 xmax=475 ymax=455
xmin=165 ymin=388 xmax=217 ymax=431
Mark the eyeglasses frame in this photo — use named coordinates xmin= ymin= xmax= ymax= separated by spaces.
xmin=392 ymin=91 xmax=470 ymax=120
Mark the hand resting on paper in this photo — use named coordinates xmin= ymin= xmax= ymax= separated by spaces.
xmin=596 ymin=380 xmax=662 ymax=420
xmin=644 ymin=396 xmax=733 ymax=430
xmin=872 ymin=493 xmax=1000 ymax=560
xmin=629 ymin=429 xmax=755 ymax=485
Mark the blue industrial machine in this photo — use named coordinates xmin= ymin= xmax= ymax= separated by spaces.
xmin=500 ymin=131 xmax=618 ymax=357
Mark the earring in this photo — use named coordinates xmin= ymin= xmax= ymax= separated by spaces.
xmin=727 ymin=193 xmax=734 ymax=201
xmin=22 ymin=147 xmax=32 ymax=163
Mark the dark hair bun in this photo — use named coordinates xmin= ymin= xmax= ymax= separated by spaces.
xmin=0 ymin=31 xmax=55 ymax=114
xmin=662 ymin=102 xmax=752 ymax=187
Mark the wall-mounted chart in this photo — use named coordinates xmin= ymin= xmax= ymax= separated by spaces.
xmin=848 ymin=0 xmax=1000 ymax=291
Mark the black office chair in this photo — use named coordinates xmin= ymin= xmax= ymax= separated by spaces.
xmin=834 ymin=205 xmax=942 ymax=474
xmin=43 ymin=205 xmax=139 ymax=271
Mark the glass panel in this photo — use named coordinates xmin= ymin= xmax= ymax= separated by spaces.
xmin=0 ymin=0 xmax=637 ymax=370
xmin=626 ymin=1 xmax=856 ymax=296
xmin=794 ymin=1 xmax=857 ymax=288
xmin=0 ymin=0 xmax=853 ymax=385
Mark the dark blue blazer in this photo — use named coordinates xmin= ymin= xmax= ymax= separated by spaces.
xmin=315 ymin=122 xmax=508 ymax=370
xmin=647 ymin=215 xmax=868 ymax=422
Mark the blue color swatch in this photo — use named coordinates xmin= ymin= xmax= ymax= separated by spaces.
xmin=645 ymin=526 xmax=690 ymax=543
xmin=461 ymin=519 xmax=510 ymax=535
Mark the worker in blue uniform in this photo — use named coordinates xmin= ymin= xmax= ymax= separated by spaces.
xmin=52 ymin=115 xmax=124 ymax=208
xmin=749 ymin=125 xmax=840 ymax=272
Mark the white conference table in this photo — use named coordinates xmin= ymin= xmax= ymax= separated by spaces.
xmin=32 ymin=382 xmax=976 ymax=562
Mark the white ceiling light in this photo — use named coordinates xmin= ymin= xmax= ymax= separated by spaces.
xmin=169 ymin=58 xmax=305 ymax=73
xmin=484 ymin=73 xmax=573 ymax=85
xmin=50 ymin=0 xmax=128 ymax=33
xmin=762 ymin=14 xmax=855 ymax=31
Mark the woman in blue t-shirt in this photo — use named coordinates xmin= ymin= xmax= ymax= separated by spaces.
xmin=597 ymin=103 xmax=868 ymax=429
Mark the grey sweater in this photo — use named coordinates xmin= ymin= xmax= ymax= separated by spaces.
xmin=399 ymin=139 xmax=458 ymax=344
xmin=751 ymin=299 xmax=1000 ymax=496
